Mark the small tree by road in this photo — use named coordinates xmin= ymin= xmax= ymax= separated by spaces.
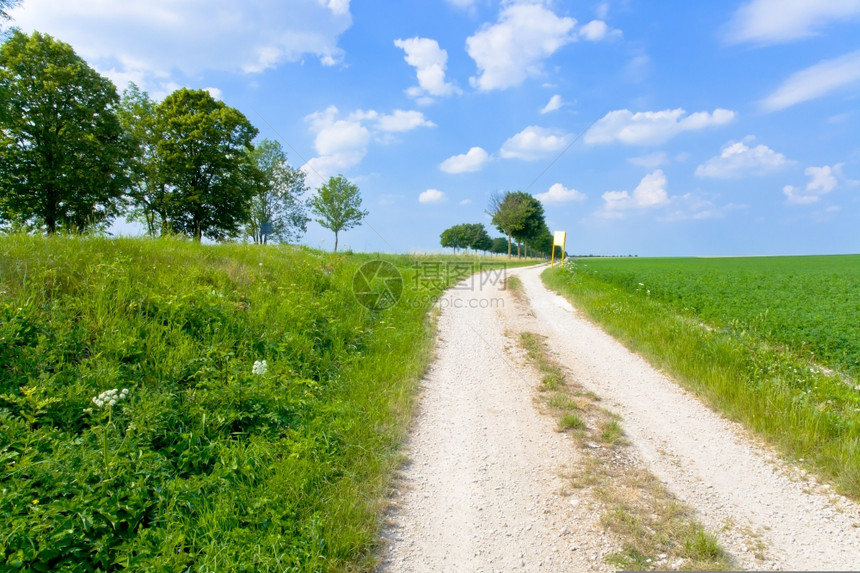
xmin=310 ymin=174 xmax=367 ymax=252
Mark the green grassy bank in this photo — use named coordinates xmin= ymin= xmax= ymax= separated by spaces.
xmin=0 ymin=235 xmax=512 ymax=571
xmin=543 ymin=256 xmax=860 ymax=500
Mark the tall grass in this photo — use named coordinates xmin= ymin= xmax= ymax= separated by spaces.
xmin=543 ymin=262 xmax=860 ymax=500
xmin=0 ymin=234 xmax=513 ymax=571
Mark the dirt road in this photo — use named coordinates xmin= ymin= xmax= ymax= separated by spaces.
xmin=378 ymin=265 xmax=860 ymax=572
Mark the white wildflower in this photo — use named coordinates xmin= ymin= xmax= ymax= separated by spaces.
xmin=252 ymin=360 xmax=268 ymax=376
xmin=92 ymin=388 xmax=130 ymax=409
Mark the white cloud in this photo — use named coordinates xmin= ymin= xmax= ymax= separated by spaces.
xmin=500 ymin=126 xmax=571 ymax=160
xmin=9 ymin=0 xmax=352 ymax=94
xmin=303 ymin=106 xmax=433 ymax=183
xmin=782 ymin=185 xmax=819 ymax=205
xmin=466 ymin=3 xmax=576 ymax=91
xmin=325 ymin=0 xmax=351 ymax=16
xmin=308 ymin=106 xmax=368 ymax=153
xmin=540 ymin=94 xmax=563 ymax=114
xmin=628 ymin=151 xmax=669 ymax=168
xmin=440 ymin=147 xmax=491 ymax=174
xmin=535 ymin=183 xmax=587 ymax=204
xmin=303 ymin=109 xmax=369 ymax=183
xmin=203 ymin=87 xmax=223 ymax=100
xmin=459 ymin=199 xmax=473 ymax=206
xmin=578 ymin=19 xmax=607 ymax=40
xmin=419 ymin=189 xmax=446 ymax=204
xmin=761 ymin=50 xmax=860 ymax=112
xmin=586 ymin=108 xmax=736 ymax=146
xmin=602 ymin=170 xmax=670 ymax=212
xmin=806 ymin=165 xmax=840 ymax=194
xmin=726 ymin=0 xmax=860 ymax=45
xmin=578 ymin=19 xmax=621 ymax=41
xmin=394 ymin=37 xmax=460 ymax=101
xmin=695 ymin=137 xmax=793 ymax=179
xmin=375 ymin=110 xmax=436 ymax=132
xmin=783 ymin=164 xmax=844 ymax=205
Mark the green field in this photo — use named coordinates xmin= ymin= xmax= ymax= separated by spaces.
xmin=543 ymin=255 xmax=860 ymax=499
xmin=565 ymin=256 xmax=860 ymax=378
xmin=0 ymin=235 xmax=516 ymax=571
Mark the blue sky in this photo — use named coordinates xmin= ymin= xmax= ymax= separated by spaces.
xmin=7 ymin=0 xmax=860 ymax=255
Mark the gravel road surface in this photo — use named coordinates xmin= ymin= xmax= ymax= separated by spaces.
xmin=378 ymin=265 xmax=860 ymax=571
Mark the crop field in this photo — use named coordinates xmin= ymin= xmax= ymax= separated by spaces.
xmin=543 ymin=255 xmax=860 ymax=498
xmin=0 ymin=235 xmax=517 ymax=571
xmin=566 ymin=256 xmax=860 ymax=378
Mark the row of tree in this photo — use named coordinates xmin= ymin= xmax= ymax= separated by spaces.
xmin=0 ymin=29 xmax=366 ymax=247
xmin=440 ymin=191 xmax=558 ymax=259
xmin=440 ymin=223 xmax=491 ymax=254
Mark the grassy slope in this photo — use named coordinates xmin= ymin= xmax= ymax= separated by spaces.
xmin=543 ymin=257 xmax=860 ymax=500
xmin=0 ymin=235 xmax=518 ymax=571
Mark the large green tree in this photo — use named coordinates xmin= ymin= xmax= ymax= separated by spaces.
xmin=0 ymin=31 xmax=127 ymax=233
xmin=510 ymin=194 xmax=546 ymax=258
xmin=440 ymin=224 xmax=469 ymax=253
xmin=117 ymin=83 xmax=168 ymax=236
xmin=245 ymin=139 xmax=309 ymax=244
xmin=310 ymin=174 xmax=367 ymax=252
xmin=487 ymin=191 xmax=540 ymax=258
xmin=154 ymin=88 xmax=258 ymax=241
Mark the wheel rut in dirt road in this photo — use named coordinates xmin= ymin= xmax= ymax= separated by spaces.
xmin=379 ymin=264 xmax=860 ymax=572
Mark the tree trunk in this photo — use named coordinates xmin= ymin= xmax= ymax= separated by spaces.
xmin=506 ymin=233 xmax=512 ymax=259
xmin=334 ymin=231 xmax=339 ymax=252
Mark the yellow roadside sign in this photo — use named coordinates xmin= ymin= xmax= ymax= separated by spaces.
xmin=551 ymin=231 xmax=567 ymax=267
